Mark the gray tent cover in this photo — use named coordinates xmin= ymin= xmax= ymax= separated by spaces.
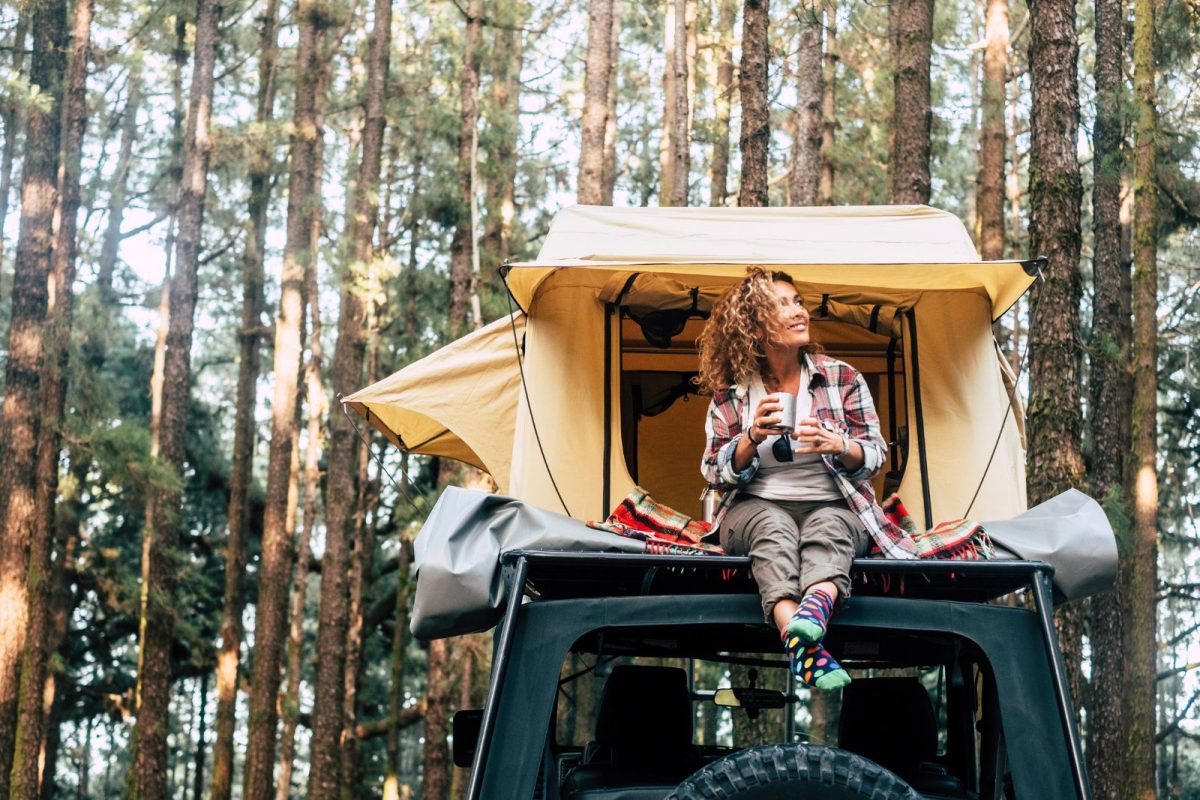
xmin=411 ymin=486 xmax=1116 ymax=640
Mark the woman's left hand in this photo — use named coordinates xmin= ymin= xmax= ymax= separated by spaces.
xmin=792 ymin=417 xmax=848 ymax=457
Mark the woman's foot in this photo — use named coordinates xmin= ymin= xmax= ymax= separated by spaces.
xmin=781 ymin=631 xmax=851 ymax=690
xmin=786 ymin=587 xmax=835 ymax=644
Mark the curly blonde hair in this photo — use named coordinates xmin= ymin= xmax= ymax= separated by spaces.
xmin=696 ymin=268 xmax=818 ymax=393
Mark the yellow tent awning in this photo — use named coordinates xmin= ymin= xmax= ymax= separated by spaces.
xmin=343 ymin=313 xmax=525 ymax=492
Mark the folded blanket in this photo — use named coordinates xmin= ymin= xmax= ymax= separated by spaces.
xmin=589 ymin=487 xmax=725 ymax=556
xmin=882 ymin=494 xmax=993 ymax=560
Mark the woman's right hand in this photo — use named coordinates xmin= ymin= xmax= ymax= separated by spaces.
xmin=748 ymin=395 xmax=784 ymax=444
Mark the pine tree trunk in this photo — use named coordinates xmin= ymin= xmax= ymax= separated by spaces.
xmin=1124 ymin=0 xmax=1157 ymax=791
xmin=209 ymin=2 xmax=278 ymax=798
xmin=97 ymin=73 xmax=141 ymax=303
xmin=483 ymin=12 xmax=523 ymax=260
xmin=887 ymin=0 xmax=932 ymax=204
xmin=422 ymin=639 xmax=453 ymax=800
xmin=448 ymin=0 xmax=482 ymax=337
xmin=578 ymin=0 xmax=613 ymax=205
xmin=128 ymin=0 xmax=219 ymax=796
xmin=242 ymin=2 xmax=327 ymax=796
xmin=667 ymin=0 xmax=689 ymax=206
xmin=709 ymin=0 xmax=736 ymax=206
xmin=1085 ymin=0 xmax=1129 ymax=794
xmin=0 ymin=0 xmax=66 ymax=788
xmin=977 ymin=0 xmax=1007 ymax=260
xmin=0 ymin=9 xmax=28 ymax=272
xmin=789 ymin=0 xmax=822 ymax=206
xmin=658 ymin=0 xmax=676 ymax=208
xmin=737 ymin=0 xmax=769 ymax=207
xmin=382 ymin=539 xmax=413 ymax=800
xmin=8 ymin=0 xmax=90 ymax=795
xmin=1024 ymin=0 xmax=1085 ymax=709
xmin=339 ymin=518 xmax=373 ymax=799
xmin=308 ymin=0 xmax=388 ymax=794
xmin=600 ymin=0 xmax=620 ymax=205
xmin=819 ymin=4 xmax=836 ymax=204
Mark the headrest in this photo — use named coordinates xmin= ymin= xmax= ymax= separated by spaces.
xmin=837 ymin=676 xmax=937 ymax=777
xmin=595 ymin=665 xmax=693 ymax=751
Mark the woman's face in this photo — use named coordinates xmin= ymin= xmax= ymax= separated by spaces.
xmin=770 ymin=279 xmax=811 ymax=349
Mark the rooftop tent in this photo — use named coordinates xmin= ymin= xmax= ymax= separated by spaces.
xmin=349 ymin=205 xmax=1036 ymax=529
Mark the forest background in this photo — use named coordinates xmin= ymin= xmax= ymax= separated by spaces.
xmin=0 ymin=0 xmax=1197 ymax=796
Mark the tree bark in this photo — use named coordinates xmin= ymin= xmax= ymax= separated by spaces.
xmin=242 ymin=1 xmax=327 ymax=796
xmin=0 ymin=10 xmax=29 ymax=273
xmin=819 ymin=4 xmax=836 ymax=204
xmin=0 ymin=0 xmax=66 ymax=788
xmin=421 ymin=639 xmax=452 ymax=800
xmin=977 ymin=0 xmax=1007 ymax=260
xmin=307 ymin=0 xmax=388 ymax=794
xmin=448 ymin=0 xmax=482 ymax=338
xmin=1024 ymin=0 xmax=1085 ymax=709
xmin=1085 ymin=0 xmax=1129 ymax=794
xmin=128 ymin=0 xmax=219 ymax=796
xmin=208 ymin=1 xmax=278 ymax=797
xmin=483 ymin=11 xmax=524 ymax=261
xmin=1124 ymin=0 xmax=1157 ymax=792
xmin=887 ymin=0 xmax=932 ymax=204
xmin=600 ymin=0 xmax=620 ymax=205
xmin=789 ymin=0 xmax=822 ymax=206
xmin=96 ymin=73 xmax=141 ymax=303
xmin=9 ymin=0 xmax=90 ymax=795
xmin=382 ymin=539 xmax=413 ymax=800
xmin=666 ymin=0 xmax=689 ymax=206
xmin=737 ymin=0 xmax=769 ymax=207
xmin=709 ymin=0 xmax=736 ymax=207
xmin=578 ymin=0 xmax=614 ymax=205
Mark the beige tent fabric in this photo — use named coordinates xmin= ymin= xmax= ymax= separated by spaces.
xmin=343 ymin=313 xmax=525 ymax=493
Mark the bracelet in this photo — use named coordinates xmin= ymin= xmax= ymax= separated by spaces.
xmin=747 ymin=430 xmax=764 ymax=446
xmin=839 ymin=434 xmax=851 ymax=457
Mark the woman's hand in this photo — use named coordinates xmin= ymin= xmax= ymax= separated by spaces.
xmin=793 ymin=417 xmax=862 ymax=471
xmin=748 ymin=395 xmax=786 ymax=444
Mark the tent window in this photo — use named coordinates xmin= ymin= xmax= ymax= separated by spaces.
xmin=617 ymin=305 xmax=911 ymax=518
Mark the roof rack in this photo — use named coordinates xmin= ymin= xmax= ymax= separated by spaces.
xmin=502 ymin=549 xmax=1055 ymax=605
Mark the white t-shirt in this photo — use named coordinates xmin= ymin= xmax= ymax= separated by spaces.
xmin=742 ymin=372 xmax=842 ymax=502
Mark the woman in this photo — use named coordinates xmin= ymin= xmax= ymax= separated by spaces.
xmin=698 ymin=268 xmax=916 ymax=689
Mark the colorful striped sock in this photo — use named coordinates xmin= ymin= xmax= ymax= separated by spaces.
xmin=781 ymin=630 xmax=851 ymax=690
xmin=786 ymin=588 xmax=835 ymax=644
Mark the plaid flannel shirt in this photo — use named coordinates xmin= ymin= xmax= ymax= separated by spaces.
xmin=700 ymin=353 xmax=918 ymax=560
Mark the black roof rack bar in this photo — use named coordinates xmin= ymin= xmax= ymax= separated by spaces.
xmin=1030 ymin=570 xmax=1091 ymax=800
xmin=501 ymin=548 xmax=1054 ymax=580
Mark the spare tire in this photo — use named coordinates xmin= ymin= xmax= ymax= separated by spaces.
xmin=667 ymin=742 xmax=921 ymax=800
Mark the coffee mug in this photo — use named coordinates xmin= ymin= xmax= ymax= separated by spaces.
xmin=771 ymin=393 xmax=797 ymax=432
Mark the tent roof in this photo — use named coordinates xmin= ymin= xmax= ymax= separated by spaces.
xmin=504 ymin=204 xmax=1039 ymax=318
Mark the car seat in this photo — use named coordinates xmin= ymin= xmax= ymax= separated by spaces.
xmin=838 ymin=676 xmax=966 ymax=797
xmin=561 ymin=664 xmax=703 ymax=800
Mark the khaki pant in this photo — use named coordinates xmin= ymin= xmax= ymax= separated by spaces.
xmin=719 ymin=496 xmax=871 ymax=623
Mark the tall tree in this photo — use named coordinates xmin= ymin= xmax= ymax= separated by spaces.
xmin=1125 ymin=0 xmax=1158 ymax=791
xmin=421 ymin=639 xmax=452 ymax=800
xmin=8 ymin=0 xmax=91 ymax=795
xmin=483 ymin=5 xmax=525 ymax=260
xmin=819 ymin=3 xmax=836 ymax=204
xmin=737 ymin=0 xmax=769 ymax=206
xmin=1085 ymin=0 xmax=1130 ymax=794
xmin=887 ymin=0 xmax=933 ymax=204
xmin=128 ymin=0 xmax=220 ymax=795
xmin=0 ymin=10 xmax=29 ymax=270
xmin=977 ymin=0 xmax=1007 ymax=259
xmin=789 ymin=0 xmax=823 ymax=206
xmin=96 ymin=73 xmax=141 ymax=303
xmin=448 ymin=0 xmax=482 ymax=337
xmin=578 ymin=0 xmax=614 ymax=205
xmin=600 ymin=0 xmax=620 ymax=205
xmin=1023 ymin=0 xmax=1085 ymax=704
xmin=241 ymin=0 xmax=328 ymax=795
xmin=666 ymin=0 xmax=689 ymax=205
xmin=307 ymin=0 xmax=391 ymax=789
xmin=0 ymin=0 xmax=67 ymax=791
xmin=709 ymin=0 xmax=736 ymax=206
xmin=209 ymin=3 xmax=280 ymax=797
